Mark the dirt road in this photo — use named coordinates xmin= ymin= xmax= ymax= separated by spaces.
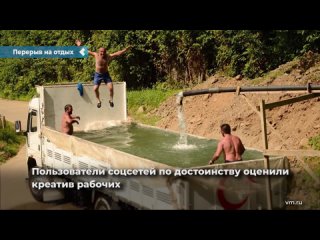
xmin=0 ymin=98 xmax=29 ymax=130
xmin=0 ymin=98 xmax=80 ymax=209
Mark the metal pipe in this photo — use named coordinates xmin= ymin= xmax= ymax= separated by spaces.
xmin=182 ymin=84 xmax=320 ymax=97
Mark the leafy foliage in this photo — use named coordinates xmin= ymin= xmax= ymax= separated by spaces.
xmin=309 ymin=134 xmax=320 ymax=151
xmin=1 ymin=30 xmax=320 ymax=98
xmin=0 ymin=123 xmax=25 ymax=162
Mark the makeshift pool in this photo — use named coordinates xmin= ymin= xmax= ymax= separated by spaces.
xmin=74 ymin=123 xmax=263 ymax=168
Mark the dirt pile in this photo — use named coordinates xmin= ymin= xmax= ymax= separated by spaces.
xmin=153 ymin=54 xmax=320 ymax=209
xmin=155 ymin=56 xmax=320 ymax=152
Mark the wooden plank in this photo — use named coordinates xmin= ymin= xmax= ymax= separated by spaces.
xmin=260 ymin=100 xmax=272 ymax=210
xmin=264 ymin=93 xmax=320 ymax=110
xmin=241 ymin=95 xmax=289 ymax=149
xmin=263 ymin=150 xmax=320 ymax=157
xmin=242 ymin=96 xmax=320 ymax=185
xmin=260 ymin=100 xmax=269 ymax=149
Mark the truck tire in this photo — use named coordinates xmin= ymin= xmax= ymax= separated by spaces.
xmin=27 ymin=159 xmax=45 ymax=202
xmin=28 ymin=169 xmax=66 ymax=203
xmin=94 ymin=196 xmax=112 ymax=210
xmin=28 ymin=168 xmax=45 ymax=202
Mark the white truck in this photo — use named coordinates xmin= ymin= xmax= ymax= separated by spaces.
xmin=25 ymin=83 xmax=289 ymax=210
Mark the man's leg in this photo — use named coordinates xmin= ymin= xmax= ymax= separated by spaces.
xmin=93 ymin=73 xmax=103 ymax=108
xmin=107 ymin=82 xmax=114 ymax=107
xmin=94 ymin=84 xmax=102 ymax=108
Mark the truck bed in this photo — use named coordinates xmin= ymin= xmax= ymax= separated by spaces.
xmin=41 ymin=125 xmax=289 ymax=209
xmin=73 ymin=122 xmax=263 ymax=168
xmin=29 ymin=83 xmax=289 ymax=209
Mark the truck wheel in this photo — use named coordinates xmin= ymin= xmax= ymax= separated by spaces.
xmin=28 ymin=169 xmax=45 ymax=202
xmin=94 ymin=196 xmax=111 ymax=210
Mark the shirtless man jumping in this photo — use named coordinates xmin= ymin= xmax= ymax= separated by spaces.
xmin=61 ymin=104 xmax=80 ymax=135
xmin=76 ymin=40 xmax=131 ymax=108
xmin=209 ymin=123 xmax=245 ymax=164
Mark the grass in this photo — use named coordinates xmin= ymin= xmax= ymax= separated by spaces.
xmin=0 ymin=91 xmax=35 ymax=101
xmin=251 ymin=68 xmax=285 ymax=85
xmin=127 ymin=88 xmax=180 ymax=125
xmin=251 ymin=58 xmax=300 ymax=85
xmin=293 ymin=135 xmax=320 ymax=209
xmin=0 ymin=122 xmax=25 ymax=163
xmin=296 ymin=158 xmax=320 ymax=209
xmin=130 ymin=113 xmax=161 ymax=126
xmin=309 ymin=134 xmax=320 ymax=151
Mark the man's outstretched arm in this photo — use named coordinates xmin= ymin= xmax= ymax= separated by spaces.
xmin=75 ymin=40 xmax=96 ymax=56
xmin=65 ymin=114 xmax=79 ymax=125
xmin=71 ymin=115 xmax=80 ymax=120
xmin=209 ymin=142 xmax=223 ymax=165
xmin=109 ymin=46 xmax=131 ymax=59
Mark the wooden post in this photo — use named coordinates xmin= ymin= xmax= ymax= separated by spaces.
xmin=260 ymin=100 xmax=273 ymax=209
xmin=0 ymin=115 xmax=6 ymax=129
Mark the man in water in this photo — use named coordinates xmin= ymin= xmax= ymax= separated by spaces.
xmin=61 ymin=104 xmax=80 ymax=135
xmin=209 ymin=123 xmax=245 ymax=164
xmin=76 ymin=39 xmax=131 ymax=108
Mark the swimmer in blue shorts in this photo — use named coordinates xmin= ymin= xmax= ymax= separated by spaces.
xmin=76 ymin=39 xmax=131 ymax=108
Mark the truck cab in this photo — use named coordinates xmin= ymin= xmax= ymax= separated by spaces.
xmin=26 ymin=97 xmax=42 ymax=169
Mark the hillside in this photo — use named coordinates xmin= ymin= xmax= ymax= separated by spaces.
xmin=155 ymin=53 xmax=320 ymax=151
xmin=153 ymin=53 xmax=320 ymax=209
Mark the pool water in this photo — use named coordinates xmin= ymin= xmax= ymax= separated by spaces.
xmin=74 ymin=123 xmax=263 ymax=168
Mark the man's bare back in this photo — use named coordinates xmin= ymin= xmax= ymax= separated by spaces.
xmin=220 ymin=135 xmax=244 ymax=161
xmin=209 ymin=124 xmax=245 ymax=165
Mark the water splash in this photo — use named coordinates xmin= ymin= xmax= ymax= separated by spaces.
xmin=174 ymin=92 xmax=196 ymax=149
xmin=83 ymin=120 xmax=125 ymax=132
xmin=173 ymin=143 xmax=197 ymax=150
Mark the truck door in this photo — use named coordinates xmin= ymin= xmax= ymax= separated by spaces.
xmin=27 ymin=109 xmax=41 ymax=159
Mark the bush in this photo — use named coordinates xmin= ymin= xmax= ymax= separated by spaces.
xmin=0 ymin=126 xmax=19 ymax=144
xmin=0 ymin=124 xmax=25 ymax=162
xmin=309 ymin=135 xmax=320 ymax=150
xmin=3 ymin=144 xmax=18 ymax=157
